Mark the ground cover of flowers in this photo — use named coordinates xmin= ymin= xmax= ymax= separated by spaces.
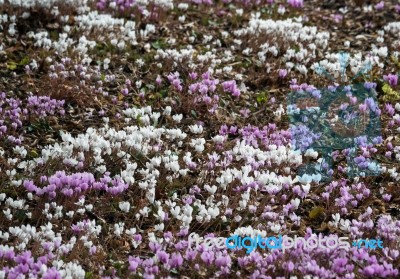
xmin=1 ymin=0 xmax=400 ymax=278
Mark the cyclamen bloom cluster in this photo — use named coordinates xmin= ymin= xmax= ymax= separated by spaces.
xmin=290 ymin=124 xmax=321 ymax=151
xmin=121 ymin=224 xmax=399 ymax=278
xmin=27 ymin=96 xmax=65 ymax=117
xmin=0 ymin=92 xmax=65 ymax=140
xmin=167 ymin=71 xmax=241 ymax=113
xmin=383 ymin=73 xmax=398 ymax=87
xmin=219 ymin=123 xmax=292 ymax=148
xmin=0 ymin=248 xmax=86 ymax=279
xmin=23 ymin=171 xmax=129 ymax=199
xmin=287 ymin=0 xmax=303 ymax=8
xmin=222 ymin=80 xmax=241 ymax=97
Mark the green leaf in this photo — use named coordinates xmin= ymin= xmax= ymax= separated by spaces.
xmin=382 ymin=83 xmax=392 ymax=94
xmin=19 ymin=56 xmax=30 ymax=66
xmin=15 ymin=209 xmax=26 ymax=221
xmin=256 ymin=92 xmax=268 ymax=104
xmin=242 ymin=58 xmax=252 ymax=67
xmin=136 ymin=114 xmax=144 ymax=127
xmin=159 ymin=89 xmax=168 ymax=98
xmin=50 ymin=30 xmax=59 ymax=41
xmin=151 ymin=41 xmax=161 ymax=49
xmin=309 ymin=206 xmax=324 ymax=219
xmin=382 ymin=83 xmax=400 ymax=102
xmin=170 ymin=269 xmax=180 ymax=275
xmin=201 ymin=16 xmax=209 ymax=26
xmin=7 ymin=61 xmax=17 ymax=70
xmin=28 ymin=149 xmax=39 ymax=158
xmin=113 ymin=262 xmax=122 ymax=270
xmin=151 ymin=40 xmax=166 ymax=50
xmin=146 ymin=84 xmax=155 ymax=91
xmin=85 ymin=272 xmax=93 ymax=279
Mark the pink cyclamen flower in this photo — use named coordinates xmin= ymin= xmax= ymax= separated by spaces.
xmin=396 ymin=4 xmax=400 ymax=14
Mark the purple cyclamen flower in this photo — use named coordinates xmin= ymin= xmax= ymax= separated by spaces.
xmin=287 ymin=0 xmax=303 ymax=8
xmin=375 ymin=1 xmax=384 ymax=10
xmin=177 ymin=228 xmax=189 ymax=237
xmin=128 ymin=256 xmax=141 ymax=272
xmin=133 ymin=234 xmax=142 ymax=242
xmin=185 ymin=250 xmax=197 ymax=261
xmin=364 ymin=82 xmax=377 ymax=90
xmin=24 ymin=180 xmax=37 ymax=192
xmin=222 ymin=80 xmax=241 ymax=97
xmin=201 ymin=251 xmax=215 ymax=265
xmin=385 ymin=104 xmax=395 ymax=116
xmin=89 ymin=246 xmax=97 ymax=255
xmin=240 ymin=108 xmax=250 ymax=117
xmin=278 ymin=69 xmax=287 ymax=78
xmin=311 ymin=90 xmax=321 ymax=99
xmin=43 ymin=268 xmax=61 ymax=279
xmin=215 ymin=253 xmax=232 ymax=268
xmin=15 ymin=251 xmax=33 ymax=265
xmin=332 ymin=14 xmax=343 ymax=23
xmin=169 ymin=252 xmax=183 ymax=268
xmin=222 ymin=81 xmax=234 ymax=91
xmin=358 ymin=103 xmax=368 ymax=113
xmin=189 ymin=72 xmax=198 ymax=80
xmin=202 ymin=71 xmax=211 ymax=80
xmin=163 ymin=231 xmax=173 ymax=240
xmin=155 ymin=75 xmax=162 ymax=85
xmin=383 ymin=194 xmax=391 ymax=201
xmin=156 ymin=250 xmax=170 ymax=264
xmin=362 ymin=266 xmax=376 ymax=276
xmin=383 ymin=73 xmax=398 ymax=87
xmin=365 ymin=97 xmax=378 ymax=112
xmin=121 ymin=88 xmax=129 ymax=95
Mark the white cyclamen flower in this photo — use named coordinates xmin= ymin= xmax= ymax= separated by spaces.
xmin=119 ymin=201 xmax=131 ymax=213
